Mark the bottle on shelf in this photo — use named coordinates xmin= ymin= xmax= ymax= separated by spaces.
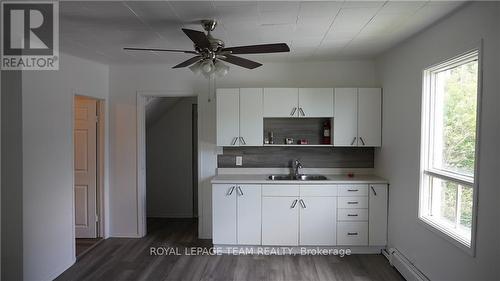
xmin=322 ymin=120 xmax=331 ymax=145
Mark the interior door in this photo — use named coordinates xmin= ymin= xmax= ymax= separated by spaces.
xmin=262 ymin=196 xmax=299 ymax=246
xmin=298 ymin=88 xmax=334 ymax=117
xmin=237 ymin=185 xmax=261 ymax=245
xmin=358 ymin=88 xmax=382 ymax=147
xmin=299 ymin=197 xmax=337 ymax=245
xmin=263 ymin=88 xmax=299 ymax=117
xmin=74 ymin=97 xmax=98 ymax=238
xmin=334 ymin=88 xmax=358 ymax=146
xmin=216 ymin=89 xmax=240 ymax=146
xmin=212 ymin=184 xmax=237 ymax=244
xmin=239 ymin=88 xmax=263 ymax=146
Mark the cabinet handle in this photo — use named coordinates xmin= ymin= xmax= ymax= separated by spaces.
xmin=290 ymin=107 xmax=297 ymax=116
xmin=370 ymin=185 xmax=377 ymax=196
xmin=350 ymin=137 xmax=357 ymax=145
xmin=231 ymin=137 xmax=238 ymax=145
xmin=347 ymin=189 xmax=358 ymax=192
xmin=347 ymin=232 xmax=358 ymax=236
xmin=299 ymin=199 xmax=306 ymax=208
xmin=347 ymin=214 xmax=358 ymax=217
xmin=360 ymin=137 xmax=366 ymax=146
xmin=347 ymin=201 xmax=358 ymax=205
xmin=299 ymin=108 xmax=305 ymax=117
xmin=290 ymin=199 xmax=298 ymax=208
xmin=239 ymin=137 xmax=246 ymax=145
xmin=237 ymin=186 xmax=243 ymax=196
xmin=227 ymin=186 xmax=235 ymax=195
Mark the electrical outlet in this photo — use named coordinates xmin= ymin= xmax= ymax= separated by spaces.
xmin=236 ymin=156 xmax=243 ymax=166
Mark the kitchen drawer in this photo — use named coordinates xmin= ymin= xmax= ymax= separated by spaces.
xmin=337 ymin=209 xmax=368 ymax=221
xmin=338 ymin=185 xmax=368 ymax=196
xmin=300 ymin=185 xmax=338 ymax=197
xmin=262 ymin=185 xmax=299 ymax=197
xmin=338 ymin=197 xmax=368 ymax=209
xmin=337 ymin=222 xmax=368 ymax=245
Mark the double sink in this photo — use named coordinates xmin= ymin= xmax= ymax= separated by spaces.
xmin=268 ymin=174 xmax=327 ymax=181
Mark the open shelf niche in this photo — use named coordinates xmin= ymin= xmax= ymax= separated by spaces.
xmin=263 ymin=117 xmax=333 ymax=147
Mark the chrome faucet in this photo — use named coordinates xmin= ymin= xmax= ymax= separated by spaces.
xmin=292 ymin=159 xmax=303 ymax=179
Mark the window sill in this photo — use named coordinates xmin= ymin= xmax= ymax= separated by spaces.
xmin=418 ymin=216 xmax=475 ymax=256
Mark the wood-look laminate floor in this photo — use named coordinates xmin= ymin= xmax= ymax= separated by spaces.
xmin=76 ymin=238 xmax=103 ymax=257
xmin=57 ymin=218 xmax=404 ymax=281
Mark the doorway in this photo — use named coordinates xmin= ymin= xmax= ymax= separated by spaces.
xmin=144 ymin=97 xmax=198 ymax=225
xmin=73 ymin=96 xmax=105 ymax=257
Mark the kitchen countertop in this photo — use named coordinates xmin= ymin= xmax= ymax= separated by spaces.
xmin=211 ymin=174 xmax=388 ymax=184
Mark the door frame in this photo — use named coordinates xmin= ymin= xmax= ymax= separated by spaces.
xmin=72 ymin=94 xmax=106 ymax=243
xmin=136 ymin=91 xmax=199 ymax=237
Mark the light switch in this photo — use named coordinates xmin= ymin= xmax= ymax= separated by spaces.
xmin=236 ymin=156 xmax=243 ymax=166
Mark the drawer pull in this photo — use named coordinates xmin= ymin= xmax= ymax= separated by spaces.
xmin=347 ymin=214 xmax=358 ymax=217
xmin=347 ymin=189 xmax=359 ymax=192
xmin=347 ymin=232 xmax=358 ymax=236
xmin=347 ymin=201 xmax=358 ymax=204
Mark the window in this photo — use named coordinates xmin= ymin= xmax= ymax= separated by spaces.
xmin=419 ymin=49 xmax=480 ymax=252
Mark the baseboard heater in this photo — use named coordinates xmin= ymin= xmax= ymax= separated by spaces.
xmin=383 ymin=248 xmax=430 ymax=281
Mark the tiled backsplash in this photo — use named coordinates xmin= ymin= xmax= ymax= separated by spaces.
xmin=218 ymin=147 xmax=374 ymax=168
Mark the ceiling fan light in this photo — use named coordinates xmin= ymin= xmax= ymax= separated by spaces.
xmin=189 ymin=61 xmax=202 ymax=74
xmin=201 ymin=60 xmax=214 ymax=73
xmin=214 ymin=61 xmax=229 ymax=77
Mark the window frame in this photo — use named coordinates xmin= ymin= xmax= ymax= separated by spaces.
xmin=419 ymin=47 xmax=482 ymax=256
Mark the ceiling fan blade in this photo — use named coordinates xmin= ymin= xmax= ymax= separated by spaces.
xmin=220 ymin=54 xmax=262 ymax=69
xmin=172 ymin=56 xmax=201 ymax=69
xmin=222 ymin=43 xmax=290 ymax=54
xmin=124 ymin=47 xmax=198 ymax=54
xmin=182 ymin=28 xmax=211 ymax=49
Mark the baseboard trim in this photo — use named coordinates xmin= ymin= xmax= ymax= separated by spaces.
xmin=384 ymin=248 xmax=430 ymax=281
xmin=45 ymin=257 xmax=76 ymax=281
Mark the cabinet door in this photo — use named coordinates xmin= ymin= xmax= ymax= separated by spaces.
xmin=262 ymin=197 xmax=299 ymax=246
xmin=263 ymin=88 xmax=299 ymax=117
xmin=239 ymin=88 xmax=263 ymax=146
xmin=334 ymin=88 xmax=358 ymax=146
xmin=299 ymin=197 xmax=337 ymax=246
xmin=237 ymin=185 xmax=262 ymax=245
xmin=216 ymin=89 xmax=240 ymax=146
xmin=298 ymin=88 xmax=334 ymax=117
xmin=368 ymin=184 xmax=388 ymax=246
xmin=212 ymin=184 xmax=237 ymax=244
xmin=358 ymin=88 xmax=382 ymax=147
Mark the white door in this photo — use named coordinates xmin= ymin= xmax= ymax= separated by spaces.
xmin=212 ymin=184 xmax=237 ymax=244
xmin=216 ymin=89 xmax=240 ymax=146
xmin=358 ymin=88 xmax=382 ymax=147
xmin=299 ymin=197 xmax=337 ymax=246
xmin=334 ymin=88 xmax=358 ymax=146
xmin=74 ymin=97 xmax=98 ymax=238
xmin=263 ymin=88 xmax=299 ymax=117
xmin=239 ymin=88 xmax=263 ymax=146
xmin=262 ymin=197 xmax=299 ymax=246
xmin=298 ymin=88 xmax=334 ymax=117
xmin=369 ymin=184 xmax=388 ymax=246
xmin=237 ymin=185 xmax=262 ymax=245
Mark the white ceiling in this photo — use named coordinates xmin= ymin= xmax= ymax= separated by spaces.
xmin=60 ymin=1 xmax=464 ymax=64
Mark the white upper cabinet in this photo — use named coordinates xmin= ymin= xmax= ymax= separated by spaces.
xmin=239 ymin=88 xmax=263 ymax=146
xmin=217 ymin=89 xmax=240 ymax=146
xmin=358 ymin=88 xmax=382 ymax=147
xmin=368 ymin=184 xmax=388 ymax=246
xmin=334 ymin=88 xmax=382 ymax=147
xmin=263 ymin=88 xmax=299 ymax=117
xmin=216 ymin=88 xmax=263 ymax=146
xmin=298 ymin=88 xmax=334 ymax=117
xmin=334 ymin=88 xmax=358 ymax=146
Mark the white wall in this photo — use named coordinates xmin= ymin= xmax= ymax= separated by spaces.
xmin=376 ymin=2 xmax=500 ymax=281
xmin=146 ymin=97 xmax=197 ymax=218
xmin=21 ymin=53 xmax=109 ymax=281
xmin=109 ymin=60 xmax=379 ymax=238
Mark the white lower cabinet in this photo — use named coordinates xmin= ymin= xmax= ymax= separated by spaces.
xmin=299 ymin=197 xmax=337 ymax=246
xmin=337 ymin=222 xmax=368 ymax=245
xmin=262 ymin=196 xmax=299 ymax=246
xmin=369 ymin=184 xmax=388 ymax=246
xmin=212 ymin=184 xmax=261 ymax=245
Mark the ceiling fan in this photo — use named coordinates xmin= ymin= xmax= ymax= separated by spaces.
xmin=124 ymin=19 xmax=290 ymax=78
